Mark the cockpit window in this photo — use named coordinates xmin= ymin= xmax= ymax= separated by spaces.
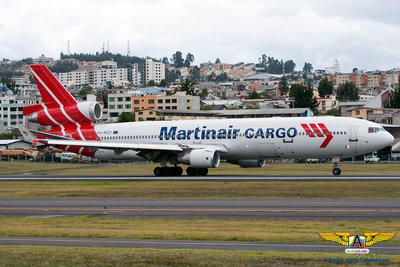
xmin=368 ymin=127 xmax=386 ymax=133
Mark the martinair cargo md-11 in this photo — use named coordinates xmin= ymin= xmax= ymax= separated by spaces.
xmin=21 ymin=65 xmax=394 ymax=176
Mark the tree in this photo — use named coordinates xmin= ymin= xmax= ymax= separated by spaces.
xmin=189 ymin=66 xmax=200 ymax=81
xmin=336 ymin=81 xmax=359 ymax=102
xmin=200 ymin=88 xmax=208 ymax=100
xmin=165 ymin=68 xmax=181 ymax=83
xmin=278 ymin=75 xmax=289 ymax=96
xmin=1 ymin=76 xmax=16 ymax=94
xmin=289 ymin=83 xmax=318 ymax=112
xmin=384 ymin=85 xmax=400 ymax=108
xmin=101 ymin=90 xmax=108 ymax=108
xmin=303 ymin=62 xmax=313 ymax=74
xmin=162 ymin=57 xmax=169 ymax=66
xmin=215 ymin=58 xmax=221 ymax=64
xmin=78 ymin=85 xmax=93 ymax=96
xmin=147 ymin=80 xmax=156 ymax=86
xmin=117 ymin=112 xmax=135 ymax=123
xmin=49 ymin=61 xmax=79 ymax=73
xmin=248 ymin=90 xmax=261 ymax=99
xmin=179 ymin=78 xmax=195 ymax=95
xmin=159 ymin=79 xmax=168 ymax=87
xmin=284 ymin=60 xmax=296 ymax=74
xmin=326 ymin=108 xmax=341 ymax=116
xmin=184 ymin=53 xmax=194 ymax=68
xmin=317 ymin=77 xmax=333 ymax=97
xmin=170 ymin=51 xmax=184 ymax=68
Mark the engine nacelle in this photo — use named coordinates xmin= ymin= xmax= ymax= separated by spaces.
xmin=178 ymin=149 xmax=220 ymax=168
xmin=76 ymin=102 xmax=102 ymax=122
xmin=27 ymin=101 xmax=102 ymax=126
xmin=233 ymin=159 xmax=266 ymax=168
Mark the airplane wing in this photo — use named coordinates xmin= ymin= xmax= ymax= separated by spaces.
xmin=44 ymin=139 xmax=184 ymax=152
xmin=42 ymin=139 xmax=228 ymax=158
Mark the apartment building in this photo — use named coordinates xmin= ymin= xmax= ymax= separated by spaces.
xmin=89 ymin=68 xmax=129 ymax=87
xmin=0 ymin=96 xmax=38 ymax=131
xmin=107 ymin=93 xmax=133 ymax=120
xmin=144 ymin=58 xmax=165 ymax=84
xmin=58 ymin=70 xmax=88 ymax=88
xmin=328 ymin=72 xmax=400 ymax=88
xmin=107 ymin=91 xmax=200 ymax=122
xmin=130 ymin=63 xmax=143 ymax=86
xmin=316 ymin=95 xmax=338 ymax=112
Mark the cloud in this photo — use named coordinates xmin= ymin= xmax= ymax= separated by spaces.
xmin=0 ymin=0 xmax=399 ymax=72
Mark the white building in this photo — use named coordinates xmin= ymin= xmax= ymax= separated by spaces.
xmin=145 ymin=58 xmax=165 ymax=84
xmin=58 ymin=71 xmax=88 ymax=88
xmin=88 ymin=68 xmax=129 ymax=87
xmin=131 ymin=63 xmax=142 ymax=86
xmin=0 ymin=96 xmax=39 ymax=130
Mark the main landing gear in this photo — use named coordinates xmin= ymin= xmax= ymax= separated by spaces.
xmin=332 ymin=161 xmax=342 ymax=176
xmin=153 ymin=166 xmax=209 ymax=176
xmin=153 ymin=166 xmax=183 ymax=176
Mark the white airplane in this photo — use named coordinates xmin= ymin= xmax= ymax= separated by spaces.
xmin=22 ymin=65 xmax=394 ymax=176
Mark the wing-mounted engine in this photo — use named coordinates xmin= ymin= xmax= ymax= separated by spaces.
xmin=24 ymin=101 xmax=102 ymax=127
xmin=228 ymin=159 xmax=266 ymax=168
xmin=177 ymin=149 xmax=220 ymax=168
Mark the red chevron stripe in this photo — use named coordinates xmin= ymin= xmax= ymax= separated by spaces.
xmin=301 ymin=124 xmax=315 ymax=137
xmin=317 ymin=123 xmax=333 ymax=148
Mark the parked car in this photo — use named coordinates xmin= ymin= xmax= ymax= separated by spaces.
xmin=364 ymin=155 xmax=380 ymax=163
xmin=306 ymin=158 xmax=330 ymax=163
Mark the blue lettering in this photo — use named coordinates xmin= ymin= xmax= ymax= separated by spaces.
xmin=217 ymin=129 xmax=226 ymax=139
xmin=266 ymin=128 xmax=274 ymax=138
xmin=160 ymin=127 xmax=177 ymax=140
xmin=245 ymin=128 xmax=254 ymax=138
xmin=255 ymin=128 xmax=264 ymax=139
xmin=177 ymin=129 xmax=186 ymax=140
xmin=287 ymin=127 xmax=297 ymax=138
xmin=276 ymin=128 xmax=285 ymax=138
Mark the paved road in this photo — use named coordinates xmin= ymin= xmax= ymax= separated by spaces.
xmin=1 ymin=198 xmax=400 ymax=220
xmin=0 ymin=236 xmax=399 ymax=254
xmin=2 ymin=174 xmax=400 ymax=181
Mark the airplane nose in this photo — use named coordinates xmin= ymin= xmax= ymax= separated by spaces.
xmin=386 ymin=132 xmax=394 ymax=146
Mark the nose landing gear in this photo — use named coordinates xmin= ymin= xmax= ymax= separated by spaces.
xmin=332 ymin=160 xmax=341 ymax=175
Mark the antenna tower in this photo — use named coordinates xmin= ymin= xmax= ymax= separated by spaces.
xmin=127 ymin=40 xmax=130 ymax=57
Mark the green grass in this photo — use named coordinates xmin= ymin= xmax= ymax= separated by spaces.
xmin=0 ymin=246 xmax=399 ymax=266
xmin=2 ymin=162 xmax=400 ymax=176
xmin=0 ymin=217 xmax=399 ymax=243
xmin=0 ymin=180 xmax=399 ymax=198
xmin=0 ymin=161 xmax=104 ymax=175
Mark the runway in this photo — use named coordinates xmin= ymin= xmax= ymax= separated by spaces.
xmin=1 ymin=198 xmax=400 ymax=220
xmin=2 ymin=174 xmax=400 ymax=181
xmin=1 ymin=236 xmax=399 ymax=254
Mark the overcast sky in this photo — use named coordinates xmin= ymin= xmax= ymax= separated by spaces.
xmin=1 ymin=0 xmax=399 ymax=72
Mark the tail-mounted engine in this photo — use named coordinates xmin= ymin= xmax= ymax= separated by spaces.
xmin=24 ymin=101 xmax=102 ymax=127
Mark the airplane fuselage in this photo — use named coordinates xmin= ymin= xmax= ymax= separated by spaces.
xmin=91 ymin=116 xmax=392 ymax=161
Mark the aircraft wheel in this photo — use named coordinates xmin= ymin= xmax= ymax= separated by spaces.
xmin=154 ymin=167 xmax=163 ymax=176
xmin=174 ymin=166 xmax=183 ymax=176
xmin=186 ymin=167 xmax=197 ymax=176
xmin=332 ymin=167 xmax=341 ymax=176
xmin=198 ymin=168 xmax=208 ymax=176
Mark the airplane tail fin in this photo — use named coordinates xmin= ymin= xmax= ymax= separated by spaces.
xmin=29 ymin=65 xmax=77 ymax=107
xmin=23 ymin=65 xmax=102 ymax=133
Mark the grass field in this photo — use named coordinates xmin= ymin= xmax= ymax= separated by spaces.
xmin=2 ymin=161 xmax=400 ymax=175
xmin=0 ymin=180 xmax=399 ymax=198
xmin=0 ymin=217 xmax=398 ymax=243
xmin=1 ymin=246 xmax=398 ymax=267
